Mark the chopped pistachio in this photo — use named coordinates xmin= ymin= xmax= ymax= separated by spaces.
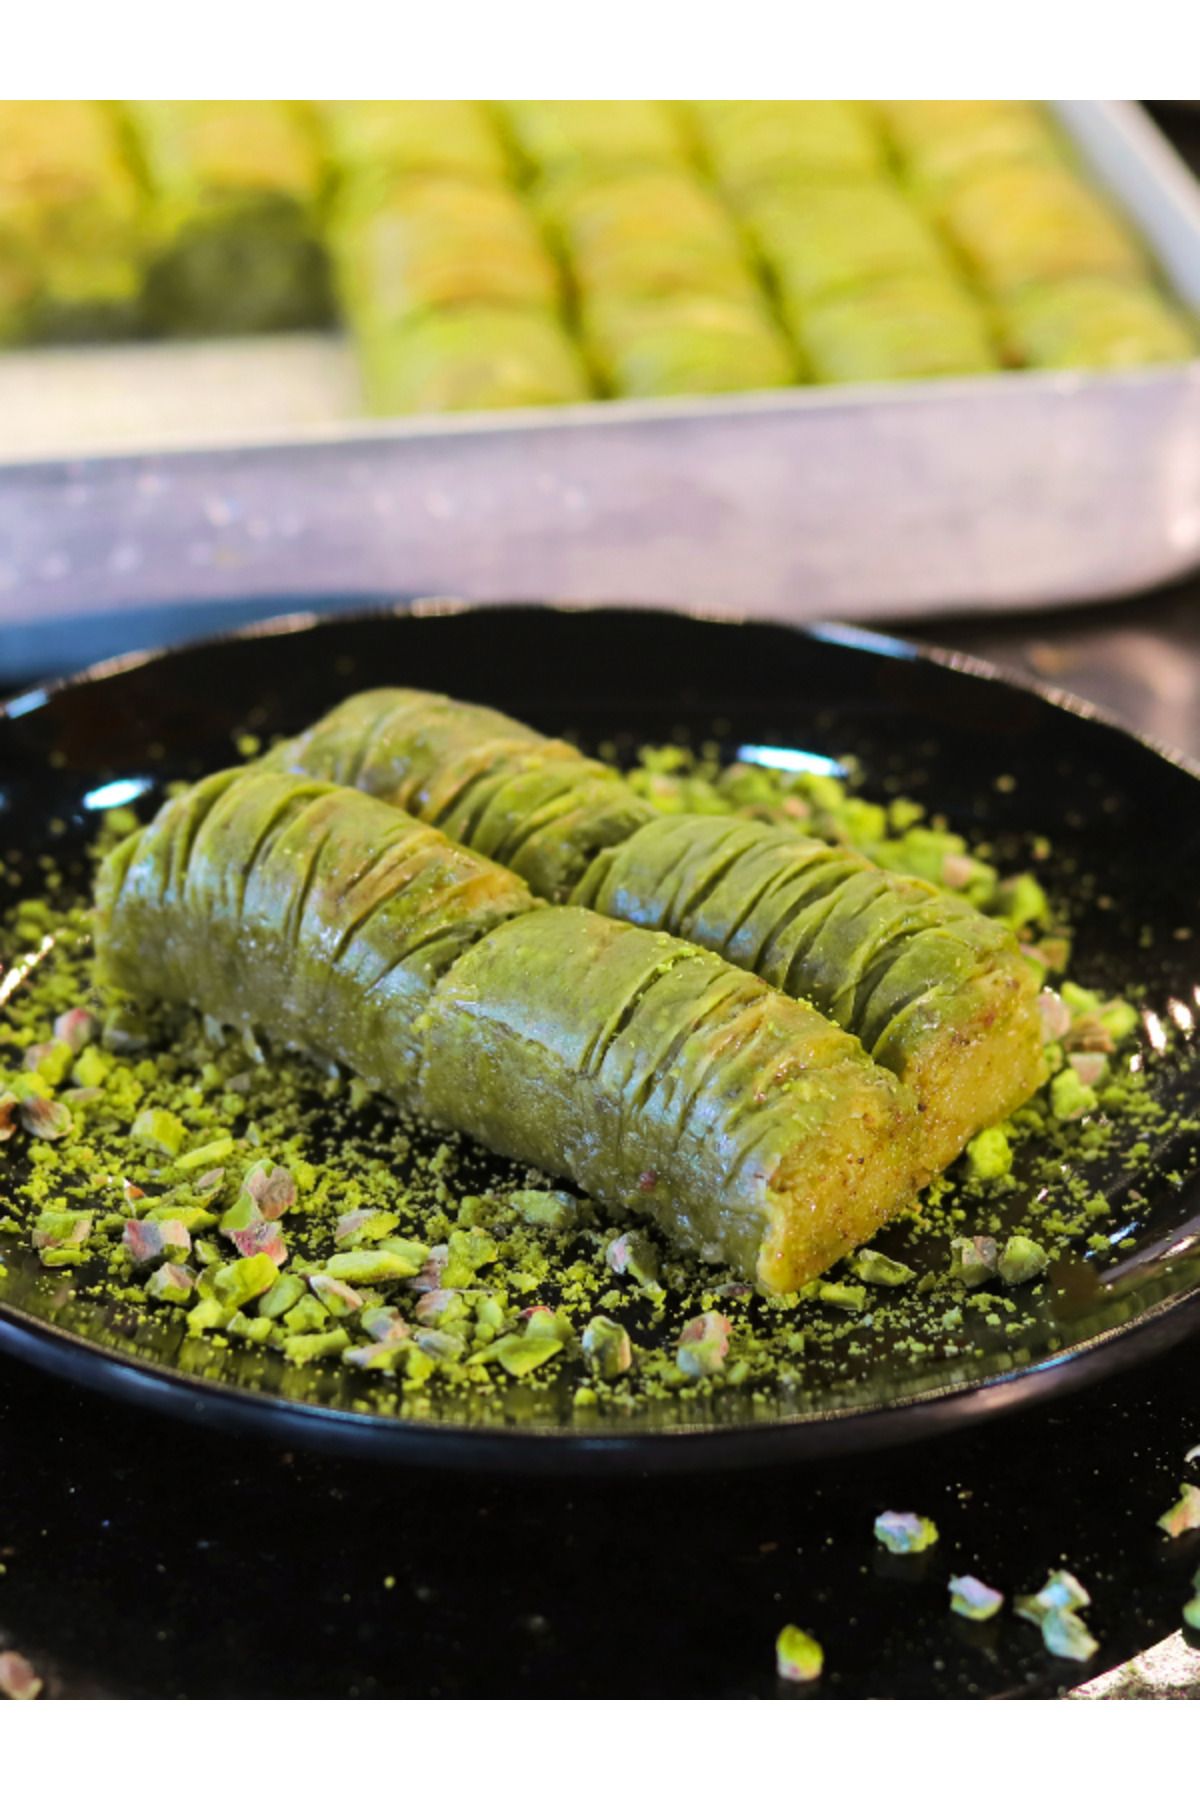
xmin=852 ymin=1248 xmax=915 ymax=1287
xmin=1157 ymin=1483 xmax=1200 ymax=1539
xmin=309 ymin=1272 xmax=364 ymax=1316
xmin=334 ymin=1207 xmax=399 ymax=1247
xmin=212 ymin=1252 xmax=279 ymax=1310
xmin=282 ymin=1327 xmax=351 ymax=1365
xmin=282 ymin=1294 xmax=328 ymax=1334
xmin=949 ymin=1236 xmax=998 ymax=1289
xmin=415 ymin=1288 xmax=468 ymax=1326
xmin=21 ymin=1095 xmax=73 ymax=1140
xmin=581 ymin=1315 xmax=633 ymax=1379
xmin=325 ymin=1246 xmax=424 ymax=1285
xmin=1040 ymin=1609 xmax=1099 ymax=1662
xmin=54 ymin=1006 xmax=98 ymax=1052
xmin=676 ymin=1312 xmax=731 ymax=1379
xmin=414 ymin=1328 xmax=464 ymax=1362
xmin=256 ymin=1272 xmax=305 ymax=1319
xmin=1016 ymin=1569 xmax=1091 ymax=1620
xmin=24 ymin=1039 xmax=74 ymax=1086
xmin=227 ymin=1311 xmax=274 ymax=1345
xmin=227 ymin=1216 xmax=287 ymax=1266
xmin=31 ymin=1207 xmax=92 ymax=1265
xmin=817 ymin=1281 xmax=867 ymax=1312
xmin=480 ymin=1332 xmax=565 ymax=1377
xmin=965 ymin=1127 xmax=1012 ymax=1182
xmin=775 ymin=1624 xmax=823 ymax=1684
xmin=123 ymin=1217 xmax=191 ymax=1265
xmin=361 ymin=1305 xmax=412 ymax=1344
xmin=996 ymin=871 xmax=1049 ymax=931
xmin=874 ymin=1511 xmax=939 ymax=1555
xmin=606 ymin=1230 xmax=661 ymax=1290
xmin=1049 ymin=1066 xmax=1097 ymax=1120
xmin=998 ymin=1234 xmax=1049 ymax=1287
xmin=174 ymin=1135 xmax=235 ymax=1172
xmin=0 ymin=1649 xmax=43 ymax=1701
xmin=146 ymin=1263 xmax=195 ymax=1304
xmin=1037 ymin=990 xmax=1073 ymax=1044
xmin=344 ymin=1340 xmax=410 ymax=1374
xmin=242 ymin=1160 xmax=297 ymax=1220
xmin=130 ymin=1107 xmax=186 ymax=1158
xmin=949 ymin=1574 xmax=1004 ymax=1621
xmin=511 ymin=1188 xmax=576 ymax=1230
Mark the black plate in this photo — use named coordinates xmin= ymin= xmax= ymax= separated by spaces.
xmin=1 ymin=602 xmax=1198 ymax=1472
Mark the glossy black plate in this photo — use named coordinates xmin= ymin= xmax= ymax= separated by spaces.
xmin=1 ymin=602 xmax=1198 ymax=1472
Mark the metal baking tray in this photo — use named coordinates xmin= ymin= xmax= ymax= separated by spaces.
xmin=0 ymin=101 xmax=1198 ymax=681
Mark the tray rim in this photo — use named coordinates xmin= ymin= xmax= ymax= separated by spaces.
xmin=2 ymin=597 xmax=1199 ymax=1473
xmin=1 ymin=354 xmax=1196 ymax=477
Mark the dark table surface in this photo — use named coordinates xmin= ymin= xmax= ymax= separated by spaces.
xmin=1 ymin=574 xmax=1198 ymax=1702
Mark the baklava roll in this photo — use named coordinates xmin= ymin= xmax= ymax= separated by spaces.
xmin=937 ymin=161 xmax=1147 ymax=294
xmin=268 ymin=688 xmax=1045 ymax=1166
xmin=354 ymin=304 xmax=592 ymax=413
xmin=797 ymin=276 xmax=999 ymax=382
xmin=581 ymin=291 xmax=797 ymax=396
xmin=998 ymin=275 xmax=1195 ymax=370
xmin=538 ymin=167 xmax=760 ymax=303
xmin=693 ymin=100 xmax=884 ymax=197
xmin=0 ymin=100 xmax=144 ymax=343
xmin=316 ymin=100 xmax=509 ymax=184
xmin=741 ymin=181 xmax=957 ymax=316
xmin=126 ymin=99 xmax=332 ymax=334
xmin=96 ymin=769 xmax=922 ymax=1292
xmin=497 ymin=100 xmax=688 ymax=179
xmin=331 ymin=174 xmax=562 ymax=325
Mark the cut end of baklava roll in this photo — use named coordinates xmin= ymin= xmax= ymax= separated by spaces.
xmin=419 ymin=906 xmax=923 ymax=1293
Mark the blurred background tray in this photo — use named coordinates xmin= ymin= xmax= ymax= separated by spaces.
xmin=0 ymin=102 xmax=1198 ymax=680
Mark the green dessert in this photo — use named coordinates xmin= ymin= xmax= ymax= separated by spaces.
xmin=581 ymin=292 xmax=797 ymax=397
xmin=126 ymin=100 xmax=332 ymax=335
xmin=265 ymin=687 xmax=657 ymax=902
xmin=877 ymin=101 xmax=1064 ymax=198
xmin=331 ymin=174 xmax=562 ymax=326
xmin=574 ymin=813 xmax=1044 ymax=1174
xmin=998 ymin=276 xmax=1195 ymax=370
xmin=353 ymin=304 xmax=592 ymax=414
xmin=94 ymin=768 xmax=922 ymax=1293
xmin=692 ymin=100 xmax=884 ymax=196
xmin=0 ymin=100 xmax=145 ymax=343
xmin=496 ymin=101 xmax=688 ymax=179
xmin=315 ymin=100 xmax=509 ymax=184
xmin=742 ymin=180 xmax=958 ymax=315
xmin=267 ymin=688 xmax=1045 ymax=1168
xmin=537 ymin=167 xmax=760 ymax=303
xmin=797 ymin=276 xmax=1000 ymax=382
xmin=937 ymin=161 xmax=1148 ymax=294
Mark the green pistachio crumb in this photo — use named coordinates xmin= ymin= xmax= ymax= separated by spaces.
xmin=998 ymin=1235 xmax=1049 ymax=1286
xmin=1157 ymin=1484 xmax=1200 ymax=1539
xmin=775 ymin=1624 xmax=823 ymax=1683
xmin=965 ymin=1127 xmax=1013 ymax=1182
xmin=817 ymin=1281 xmax=867 ymax=1312
xmin=325 ymin=1246 xmax=426 ymax=1285
xmin=852 ymin=1249 xmax=915 ymax=1287
xmin=874 ymin=1511 xmax=939 ymax=1555
xmin=581 ymin=1315 xmax=633 ymax=1378
xmin=949 ymin=1574 xmax=1004 ymax=1621
xmin=130 ymin=1107 xmax=186 ymax=1158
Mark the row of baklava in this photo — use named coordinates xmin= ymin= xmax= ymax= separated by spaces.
xmin=0 ymin=100 xmax=1192 ymax=411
